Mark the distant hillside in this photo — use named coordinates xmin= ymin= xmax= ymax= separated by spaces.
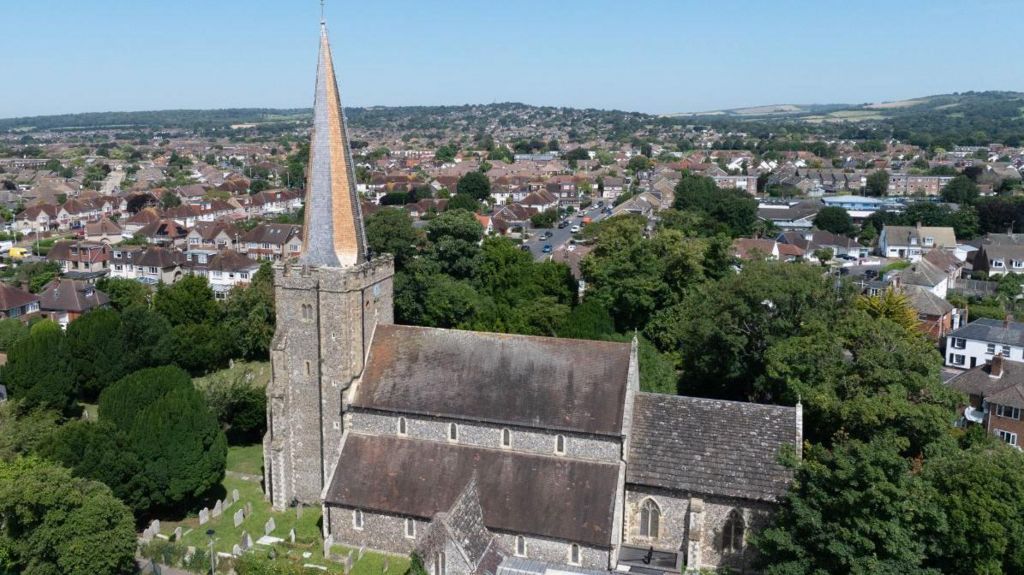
xmin=0 ymin=108 xmax=312 ymax=131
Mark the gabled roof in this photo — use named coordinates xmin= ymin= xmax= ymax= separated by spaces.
xmin=325 ymin=434 xmax=619 ymax=548
xmin=904 ymin=285 xmax=954 ymax=317
xmin=241 ymin=223 xmax=302 ymax=246
xmin=0 ymin=282 xmax=39 ymax=312
xmin=626 ymin=392 xmax=799 ymax=502
xmin=948 ymin=318 xmax=1024 ymax=347
xmin=352 ymin=324 xmax=632 ymax=436
xmin=950 ymin=359 xmax=1024 ymax=408
xmin=897 ymin=258 xmax=947 ymax=289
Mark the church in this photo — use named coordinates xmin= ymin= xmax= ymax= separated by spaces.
xmin=263 ymin=15 xmax=802 ymax=575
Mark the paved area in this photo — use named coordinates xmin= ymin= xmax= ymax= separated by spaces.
xmin=523 ymin=203 xmax=612 ymax=261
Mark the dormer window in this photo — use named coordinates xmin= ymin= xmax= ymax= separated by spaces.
xmin=1014 ymin=260 xmax=1024 ymax=269
xmin=923 ymin=236 xmax=934 ymax=247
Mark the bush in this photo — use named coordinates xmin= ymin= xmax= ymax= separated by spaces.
xmin=0 ymin=318 xmax=29 ymax=351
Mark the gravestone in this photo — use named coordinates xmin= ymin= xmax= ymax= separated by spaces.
xmin=232 ymin=489 xmax=240 ymax=503
xmin=223 ymin=497 xmax=231 ymax=511
xmin=358 ymin=546 xmax=365 ymax=560
xmin=232 ymin=544 xmax=242 ymax=556
xmin=185 ymin=546 xmax=196 ymax=562
xmin=323 ymin=534 xmax=334 ymax=558
xmin=150 ymin=519 xmax=161 ymax=533
xmin=173 ymin=526 xmax=182 ymax=541
xmin=241 ymin=531 xmax=253 ymax=551
xmin=198 ymin=507 xmax=209 ymax=525
xmin=289 ymin=528 xmax=296 ymax=544
xmin=264 ymin=517 xmax=276 ymax=535
xmin=233 ymin=508 xmax=245 ymax=528
xmin=212 ymin=499 xmax=223 ymax=518
xmin=140 ymin=527 xmax=154 ymax=543
xmin=383 ymin=559 xmax=390 ymax=574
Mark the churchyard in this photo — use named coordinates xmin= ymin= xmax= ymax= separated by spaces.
xmin=144 ymin=444 xmax=408 ymax=575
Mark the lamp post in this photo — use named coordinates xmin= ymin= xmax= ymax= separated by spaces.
xmin=206 ymin=529 xmax=216 ymax=575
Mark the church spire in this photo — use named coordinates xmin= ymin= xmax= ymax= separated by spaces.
xmin=299 ymin=10 xmax=366 ymax=268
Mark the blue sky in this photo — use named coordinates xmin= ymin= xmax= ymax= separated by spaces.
xmin=2 ymin=0 xmax=1021 ymax=118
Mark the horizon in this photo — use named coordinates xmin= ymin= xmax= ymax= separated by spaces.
xmin=3 ymin=0 xmax=1023 ymax=119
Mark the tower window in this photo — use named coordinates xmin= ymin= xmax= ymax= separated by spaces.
xmin=405 ymin=518 xmax=416 ymax=539
xmin=639 ymin=498 xmax=661 ymax=539
xmin=304 ymin=361 xmax=311 ymax=376
xmin=515 ymin=536 xmax=527 ymax=557
xmin=353 ymin=509 xmax=364 ymax=530
xmin=501 ymin=428 xmax=511 ymax=448
xmin=448 ymin=423 xmax=458 ymax=442
xmin=398 ymin=417 xmax=407 ymax=436
xmin=433 ymin=552 xmax=446 ymax=575
xmin=569 ymin=544 xmax=581 ymax=565
xmin=555 ymin=434 xmax=566 ymax=455
xmin=721 ymin=509 xmax=745 ymax=553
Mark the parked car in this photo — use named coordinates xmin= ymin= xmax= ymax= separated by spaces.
xmin=520 ymin=244 xmax=531 ymax=252
xmin=557 ymin=221 xmax=569 ymax=229
xmin=570 ymin=225 xmax=581 ymax=233
xmin=542 ymin=244 xmax=553 ymax=253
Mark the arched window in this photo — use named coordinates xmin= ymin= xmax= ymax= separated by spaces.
xmin=398 ymin=417 xmax=407 ymax=436
xmin=304 ymin=361 xmax=311 ymax=376
xmin=515 ymin=536 xmax=527 ymax=557
xmin=569 ymin=544 xmax=581 ymax=565
xmin=501 ymin=428 xmax=511 ymax=448
xmin=449 ymin=423 xmax=459 ymax=442
xmin=555 ymin=434 xmax=566 ymax=455
xmin=405 ymin=517 xmax=416 ymax=539
xmin=639 ymin=499 xmax=660 ymax=538
xmin=352 ymin=509 xmax=364 ymax=530
xmin=722 ymin=509 xmax=745 ymax=553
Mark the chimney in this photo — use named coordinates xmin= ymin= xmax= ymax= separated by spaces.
xmin=990 ymin=354 xmax=1004 ymax=379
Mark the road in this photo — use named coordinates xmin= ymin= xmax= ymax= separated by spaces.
xmin=523 ymin=204 xmax=612 ymax=262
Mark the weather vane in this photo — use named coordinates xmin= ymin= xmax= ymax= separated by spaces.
xmin=320 ymin=0 xmax=326 ymax=24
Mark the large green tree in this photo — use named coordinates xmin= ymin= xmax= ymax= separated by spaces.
xmin=673 ymin=173 xmax=757 ymax=236
xmin=865 ymin=169 xmax=890 ymax=196
xmin=223 ymin=262 xmax=275 ymax=361
xmin=66 ymin=308 xmax=128 ymax=401
xmin=812 ymin=206 xmax=854 ymax=235
xmin=0 ymin=323 xmax=76 ymax=416
xmin=940 ymin=174 xmax=981 ymax=205
xmin=456 ymin=171 xmax=491 ymax=201
xmin=365 ymin=208 xmax=420 ymax=268
xmin=153 ymin=275 xmax=220 ymax=326
xmin=0 ymin=457 xmax=137 ymax=575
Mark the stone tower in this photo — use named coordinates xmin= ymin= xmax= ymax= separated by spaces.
xmin=263 ymin=17 xmax=394 ymax=510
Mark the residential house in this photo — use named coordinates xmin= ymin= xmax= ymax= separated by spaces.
xmin=186 ymin=221 xmax=239 ymax=251
xmin=732 ymin=239 xmax=780 ymax=261
xmin=110 ymin=245 xmax=186 ymax=285
xmin=240 ymin=223 xmax=302 ymax=261
xmin=756 ymin=200 xmax=820 ymax=231
xmin=903 ymin=285 xmax=958 ymax=340
xmin=46 ymin=240 xmax=110 ymax=280
xmin=879 ymin=224 xmax=956 ymax=261
xmin=243 ymin=189 xmax=303 ymax=217
xmin=950 ymin=356 xmax=1024 ymax=449
xmin=122 ymin=207 xmax=162 ymax=235
xmin=136 ymin=218 xmax=189 ymax=247
xmin=520 ymin=190 xmax=559 ymax=212
xmin=0 ymin=283 xmax=40 ymax=321
xmin=85 ymin=217 xmax=124 ymax=244
xmin=37 ymin=279 xmax=110 ymax=329
xmin=896 ymin=258 xmax=949 ymax=299
xmin=601 ymin=177 xmax=627 ymax=201
xmin=776 ymin=229 xmax=866 ymax=259
xmin=975 ymin=233 xmax=1024 ymax=277
xmin=946 ymin=317 xmax=1024 ymax=369
xmin=14 ymin=204 xmax=59 ymax=233
xmin=186 ymin=249 xmax=262 ymax=299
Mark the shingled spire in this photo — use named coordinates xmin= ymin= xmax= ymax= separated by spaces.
xmin=299 ymin=18 xmax=366 ymax=268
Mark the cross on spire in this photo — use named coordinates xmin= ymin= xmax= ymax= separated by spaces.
xmin=320 ymin=0 xmax=326 ymax=25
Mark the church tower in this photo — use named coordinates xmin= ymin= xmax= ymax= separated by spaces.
xmin=263 ymin=15 xmax=394 ymax=510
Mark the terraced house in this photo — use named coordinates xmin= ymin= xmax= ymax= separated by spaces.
xmin=263 ymin=17 xmax=801 ymax=575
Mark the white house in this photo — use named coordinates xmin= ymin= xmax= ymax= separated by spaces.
xmin=879 ymin=224 xmax=956 ymax=261
xmin=945 ymin=317 xmax=1024 ymax=369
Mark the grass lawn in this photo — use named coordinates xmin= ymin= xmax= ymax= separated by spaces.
xmin=157 ymin=444 xmax=406 ymax=574
xmin=194 ymin=360 xmax=272 ymax=390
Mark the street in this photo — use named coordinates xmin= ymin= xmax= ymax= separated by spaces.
xmin=522 ymin=203 xmax=612 ymax=261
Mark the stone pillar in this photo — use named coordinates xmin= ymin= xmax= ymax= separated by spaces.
xmin=686 ymin=498 xmax=705 ymax=572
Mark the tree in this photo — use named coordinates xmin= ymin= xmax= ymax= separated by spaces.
xmin=163 ymin=323 xmax=234 ymax=375
xmin=812 ymin=247 xmax=833 ymax=266
xmin=0 ymin=402 xmax=61 ymax=462
xmin=940 ymin=174 xmax=981 ymax=205
xmin=674 ymin=173 xmax=757 ymax=237
xmin=434 ymin=144 xmax=458 ymax=164
xmin=530 ymin=209 xmax=558 ymax=228
xmin=98 ymin=366 xmax=192 ymax=430
xmin=812 ymin=206 xmax=854 ymax=235
xmin=855 ymin=290 xmax=918 ymax=331
xmin=365 ymin=208 xmax=420 ymax=268
xmin=223 ymin=263 xmax=275 ymax=361
xmin=627 ymin=155 xmax=652 ymax=173
xmin=196 ymin=367 xmax=268 ymax=444
xmin=153 ymin=274 xmax=219 ymax=326
xmin=160 ymin=192 xmax=182 ymax=209
xmin=66 ymin=309 xmax=128 ymax=401
xmin=0 ymin=457 xmax=137 ymax=575
xmin=120 ymin=306 xmax=173 ymax=373
xmin=0 ymin=318 xmax=29 ymax=352
xmin=921 ymin=444 xmax=1024 ymax=574
xmin=95 ymin=277 xmax=149 ymax=311
xmin=426 ymin=210 xmax=484 ymax=280
xmin=865 ymin=169 xmax=890 ymax=196
xmin=39 ymin=421 xmax=151 ymax=516
xmin=754 ymin=437 xmax=938 ymax=575
xmin=0 ymin=324 xmax=76 ymax=416
xmin=456 ymin=171 xmax=491 ymax=201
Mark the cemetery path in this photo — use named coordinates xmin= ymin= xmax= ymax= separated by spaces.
xmin=226 ymin=470 xmax=261 ymax=482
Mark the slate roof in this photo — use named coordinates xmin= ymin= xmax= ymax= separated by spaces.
xmin=627 ymin=392 xmax=798 ymax=502
xmin=948 ymin=317 xmax=1024 ymax=347
xmin=38 ymin=279 xmax=109 ymax=313
xmin=241 ymin=223 xmax=301 ymax=246
xmin=904 ymin=285 xmax=954 ymax=317
xmin=325 ymin=434 xmax=619 ymax=548
xmin=949 ymin=358 xmax=1024 ymax=400
xmin=353 ymin=324 xmax=632 ymax=436
xmin=416 ymin=478 xmax=506 ymax=575
xmin=896 ymin=258 xmax=947 ymax=289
